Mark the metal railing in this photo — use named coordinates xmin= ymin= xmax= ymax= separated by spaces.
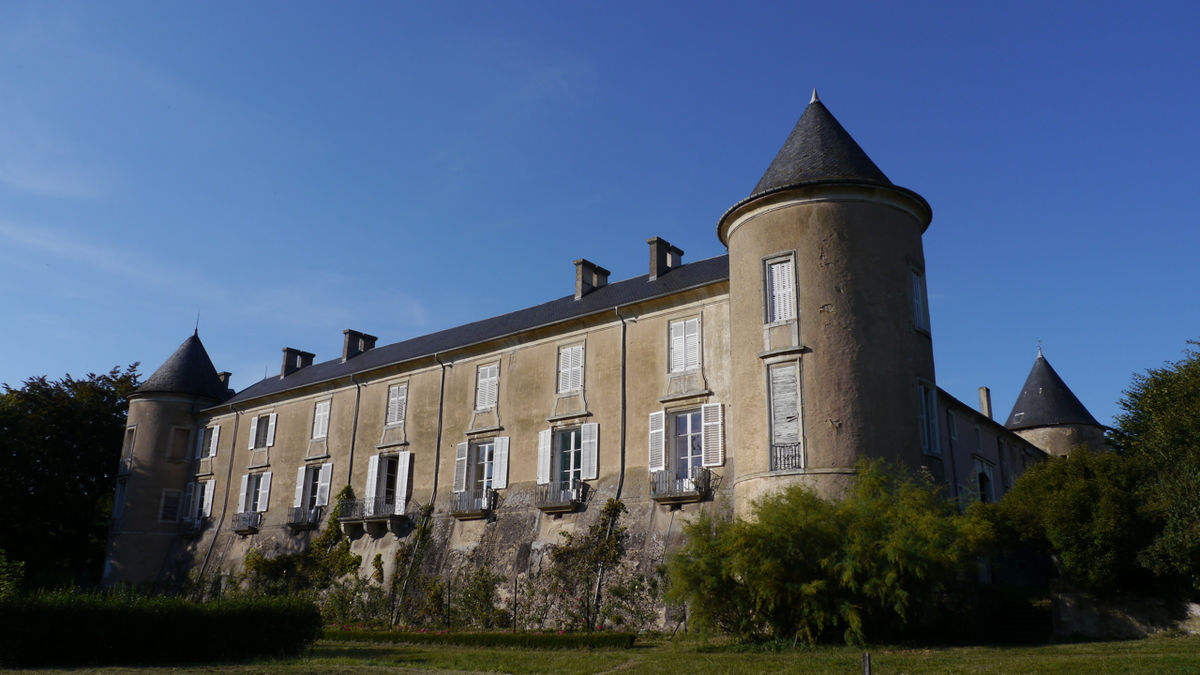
xmin=286 ymin=505 xmax=324 ymax=529
xmin=450 ymin=487 xmax=495 ymax=517
xmin=770 ymin=442 xmax=804 ymax=471
xmin=232 ymin=511 xmax=263 ymax=533
xmin=649 ymin=467 xmax=711 ymax=502
xmin=180 ymin=517 xmax=210 ymax=537
xmin=535 ymin=481 xmax=586 ymax=511
xmin=337 ymin=497 xmax=396 ymax=521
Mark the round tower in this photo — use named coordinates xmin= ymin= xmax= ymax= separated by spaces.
xmin=105 ymin=332 xmax=229 ymax=584
xmin=718 ymin=92 xmax=935 ymax=511
xmin=1004 ymin=349 xmax=1106 ymax=456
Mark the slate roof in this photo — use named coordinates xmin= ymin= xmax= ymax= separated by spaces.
xmin=219 ymin=255 xmax=730 ymax=408
xmin=750 ymin=92 xmax=892 ymax=198
xmin=136 ymin=332 xmax=229 ymax=401
xmin=1005 ymin=353 xmax=1101 ymax=430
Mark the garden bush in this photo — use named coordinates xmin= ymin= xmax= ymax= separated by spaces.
xmin=324 ymin=627 xmax=636 ymax=649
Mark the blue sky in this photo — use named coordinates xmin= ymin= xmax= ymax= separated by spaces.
xmin=1 ymin=1 xmax=1196 ymax=427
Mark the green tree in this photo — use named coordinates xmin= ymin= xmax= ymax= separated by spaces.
xmin=1111 ymin=341 xmax=1200 ymax=590
xmin=0 ymin=366 xmax=140 ymax=589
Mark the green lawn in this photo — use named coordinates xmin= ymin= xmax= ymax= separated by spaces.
xmin=13 ymin=634 xmax=1200 ymax=673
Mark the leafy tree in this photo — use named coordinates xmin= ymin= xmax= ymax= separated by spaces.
xmin=667 ymin=461 xmax=993 ymax=645
xmin=0 ymin=366 xmax=140 ymax=589
xmin=1111 ymin=341 xmax=1200 ymax=590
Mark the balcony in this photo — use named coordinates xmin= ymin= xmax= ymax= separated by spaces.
xmin=770 ymin=442 xmax=804 ymax=471
xmin=650 ymin=467 xmax=711 ymax=505
xmin=449 ymin=487 xmax=495 ymax=520
xmin=286 ymin=506 xmax=324 ymax=531
xmin=180 ymin=517 xmax=210 ymax=539
xmin=535 ymin=481 xmax=587 ymax=514
xmin=117 ymin=456 xmax=133 ymax=476
xmin=232 ymin=511 xmax=263 ymax=534
xmin=337 ymin=497 xmax=399 ymax=523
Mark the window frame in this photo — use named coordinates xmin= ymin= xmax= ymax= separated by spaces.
xmin=385 ymin=383 xmax=408 ymax=427
xmin=918 ymin=380 xmax=940 ymax=456
xmin=311 ymin=399 xmax=331 ymax=440
xmin=668 ymin=317 xmax=702 ymax=374
xmin=763 ymin=254 xmax=797 ymax=325
xmin=910 ymin=265 xmax=931 ymax=333
xmin=557 ymin=343 xmax=585 ymax=394
xmin=474 ymin=363 xmax=500 ymax=411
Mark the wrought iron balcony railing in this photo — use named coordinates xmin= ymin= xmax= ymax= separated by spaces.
xmin=450 ymin=487 xmax=495 ymax=520
xmin=534 ymin=480 xmax=587 ymax=513
xmin=180 ymin=517 xmax=210 ymax=538
xmin=770 ymin=442 xmax=804 ymax=471
xmin=337 ymin=497 xmax=397 ymax=521
xmin=649 ymin=467 xmax=711 ymax=504
xmin=286 ymin=506 xmax=324 ymax=530
xmin=232 ymin=511 xmax=263 ymax=534
xmin=117 ymin=456 xmax=133 ymax=476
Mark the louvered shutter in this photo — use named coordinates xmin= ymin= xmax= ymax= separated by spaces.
xmin=202 ymin=480 xmax=214 ymax=517
xmin=247 ymin=417 xmax=259 ymax=450
xmin=581 ymin=423 xmax=599 ymax=480
xmin=558 ymin=348 xmax=571 ymax=393
xmin=701 ymin=403 xmax=724 ymax=467
xmin=293 ymin=466 xmax=307 ymax=508
xmin=266 ymin=413 xmax=277 ymax=446
xmin=365 ymin=454 xmax=379 ymax=515
xmin=488 ymin=366 xmax=499 ymax=407
xmin=648 ymin=411 xmax=665 ymax=472
xmin=238 ymin=474 xmax=249 ymax=513
xmin=183 ymin=482 xmax=196 ymax=522
xmin=491 ymin=437 xmax=510 ymax=489
xmin=194 ymin=429 xmax=205 ymax=460
xmin=453 ymin=442 xmax=468 ymax=493
xmin=394 ymin=452 xmax=410 ymax=514
xmin=257 ymin=472 xmax=272 ymax=513
xmin=209 ymin=426 xmax=220 ymax=457
xmin=573 ymin=345 xmax=584 ymax=392
xmin=769 ymin=363 xmax=801 ymax=445
xmin=388 ymin=385 xmax=407 ymax=425
xmin=537 ymin=429 xmax=551 ymax=485
xmin=316 ymin=463 xmax=332 ymax=507
xmin=685 ymin=318 xmax=701 ymax=370
xmin=670 ymin=321 xmax=685 ymax=373
xmin=770 ymin=260 xmax=795 ymax=322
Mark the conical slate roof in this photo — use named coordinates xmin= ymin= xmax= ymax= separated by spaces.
xmin=1005 ymin=352 xmax=1101 ymax=430
xmin=750 ymin=91 xmax=892 ymax=197
xmin=136 ymin=332 xmax=227 ymax=401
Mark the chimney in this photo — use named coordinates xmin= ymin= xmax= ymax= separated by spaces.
xmin=342 ymin=329 xmax=379 ymax=362
xmin=978 ymin=386 xmax=993 ymax=420
xmin=281 ymin=347 xmax=315 ymax=378
xmin=648 ymin=236 xmax=684 ymax=281
xmin=574 ymin=258 xmax=611 ymax=300
xmin=217 ymin=371 xmax=232 ymax=390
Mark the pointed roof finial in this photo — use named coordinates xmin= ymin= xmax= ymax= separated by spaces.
xmin=194 ymin=312 xmax=200 ymax=336
xmin=1037 ymin=340 xmax=1043 ymax=358
xmin=810 ymin=88 xmax=820 ymax=104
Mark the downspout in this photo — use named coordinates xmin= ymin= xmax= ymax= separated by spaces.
xmin=429 ymin=353 xmax=450 ymax=506
xmin=591 ymin=306 xmax=631 ymax=626
xmin=347 ymin=374 xmax=362 ymax=483
xmin=197 ymin=406 xmax=240 ymax=586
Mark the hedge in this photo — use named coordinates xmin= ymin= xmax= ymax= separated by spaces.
xmin=0 ymin=591 xmax=322 ymax=668
xmin=324 ymin=628 xmax=637 ymax=649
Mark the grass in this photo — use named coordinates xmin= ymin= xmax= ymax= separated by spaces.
xmin=8 ymin=634 xmax=1200 ymax=673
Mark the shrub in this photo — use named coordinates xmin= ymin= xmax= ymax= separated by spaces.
xmin=0 ymin=590 xmax=322 ymax=668
xmin=323 ymin=627 xmax=636 ymax=649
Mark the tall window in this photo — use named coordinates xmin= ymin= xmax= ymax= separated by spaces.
xmin=365 ymin=453 xmax=410 ymax=516
xmin=556 ymin=428 xmax=583 ymax=487
xmin=196 ymin=424 xmax=219 ymax=459
xmin=669 ymin=318 xmax=701 ymax=373
xmin=238 ymin=472 xmax=272 ymax=513
xmin=294 ymin=463 xmax=332 ymax=512
xmin=918 ymin=382 xmax=939 ymax=456
xmin=557 ymin=344 xmax=584 ymax=394
xmin=184 ymin=479 xmax=214 ymax=523
xmin=672 ymin=410 xmax=704 ymax=480
xmin=311 ymin=400 xmax=330 ymax=440
xmin=649 ymin=404 xmax=723 ymax=474
xmin=475 ymin=363 xmax=499 ymax=410
xmin=386 ymin=383 xmax=408 ymax=426
xmin=248 ymin=413 xmax=276 ymax=449
xmin=474 ymin=441 xmax=495 ymax=492
xmin=911 ymin=267 xmax=931 ymax=332
xmin=159 ymin=489 xmax=182 ymax=522
xmin=766 ymin=257 xmax=796 ymax=323
xmin=453 ymin=437 xmax=510 ymax=494
xmin=769 ymin=362 xmax=802 ymax=447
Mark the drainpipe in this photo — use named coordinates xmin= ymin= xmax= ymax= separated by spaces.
xmin=197 ymin=406 xmax=240 ymax=586
xmin=347 ymin=374 xmax=362 ymax=484
xmin=430 ymin=353 xmax=450 ymax=506
xmin=613 ymin=307 xmax=631 ymax=500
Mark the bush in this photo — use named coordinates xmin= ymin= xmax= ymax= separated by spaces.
xmin=0 ymin=590 xmax=322 ymax=668
xmin=323 ymin=627 xmax=636 ymax=649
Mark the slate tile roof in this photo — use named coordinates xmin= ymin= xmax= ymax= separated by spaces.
xmin=136 ymin=332 xmax=228 ymax=401
xmin=1005 ymin=353 xmax=1102 ymax=430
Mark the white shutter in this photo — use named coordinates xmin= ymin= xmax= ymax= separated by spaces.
xmin=248 ymin=416 xmax=259 ymax=450
xmin=685 ymin=318 xmax=701 ymax=370
xmin=316 ymin=462 xmax=332 ymax=507
xmin=257 ymin=472 xmax=272 ymax=513
xmin=266 ymin=413 xmax=277 ymax=447
xmin=209 ymin=426 xmax=220 ymax=457
xmin=183 ymin=482 xmax=196 ymax=522
xmin=572 ymin=345 xmax=584 ymax=392
xmin=194 ymin=429 xmax=205 ymax=460
xmin=202 ymin=480 xmax=214 ymax=517
xmin=293 ymin=466 xmax=307 ymax=508
xmin=770 ymin=260 xmax=796 ymax=322
xmin=770 ymin=363 xmax=801 ymax=445
xmin=581 ymin=423 xmax=599 ymax=480
xmin=558 ymin=348 xmax=571 ymax=393
xmin=648 ymin=411 xmax=665 ymax=472
xmin=394 ymin=452 xmax=410 ymax=514
xmin=365 ymin=454 xmax=380 ymax=515
xmin=701 ymin=403 xmax=724 ymax=467
xmin=669 ymin=321 xmax=685 ymax=373
xmin=453 ymin=442 xmax=468 ymax=493
xmin=537 ymin=429 xmax=551 ymax=485
xmin=388 ymin=384 xmax=408 ymax=425
xmin=488 ymin=366 xmax=499 ymax=407
xmin=492 ymin=436 xmax=509 ymax=489
xmin=237 ymin=474 xmax=249 ymax=513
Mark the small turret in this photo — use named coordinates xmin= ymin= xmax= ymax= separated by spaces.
xmin=1005 ymin=349 xmax=1105 ymax=456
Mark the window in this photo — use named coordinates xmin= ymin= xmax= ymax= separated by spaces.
xmin=294 ymin=462 xmax=333 ymax=512
xmin=247 ymin=413 xmax=277 ymax=450
xmin=196 ymin=424 xmax=220 ymax=459
xmin=918 ymin=382 xmax=939 ymax=456
xmin=669 ymin=318 xmax=701 ymax=373
xmin=238 ymin=472 xmax=272 ymax=513
xmin=974 ymin=458 xmax=994 ymax=504
xmin=365 ymin=453 xmax=410 ymax=515
xmin=648 ymin=403 xmax=724 ymax=476
xmin=765 ymin=257 xmax=796 ymax=323
xmin=475 ymin=363 xmax=499 ymax=410
xmin=121 ymin=426 xmax=136 ymax=456
xmin=311 ymin=400 xmax=330 ymax=440
xmin=537 ymin=424 xmax=599 ymax=487
xmin=453 ymin=437 xmax=509 ymax=493
xmin=946 ymin=410 xmax=958 ymax=450
xmin=183 ymin=479 xmax=214 ymax=523
xmin=386 ymin=384 xmax=408 ymax=426
xmin=557 ymin=344 xmax=584 ymax=394
xmin=769 ymin=362 xmax=802 ymax=446
xmin=159 ymin=489 xmax=182 ymax=522
xmin=911 ymin=267 xmax=930 ymax=332
xmin=167 ymin=427 xmax=191 ymax=460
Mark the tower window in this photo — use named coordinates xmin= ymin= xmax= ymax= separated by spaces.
xmin=765 ymin=257 xmax=796 ymax=323
xmin=918 ymin=381 xmax=939 ymax=456
xmin=911 ymin=267 xmax=931 ymax=332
